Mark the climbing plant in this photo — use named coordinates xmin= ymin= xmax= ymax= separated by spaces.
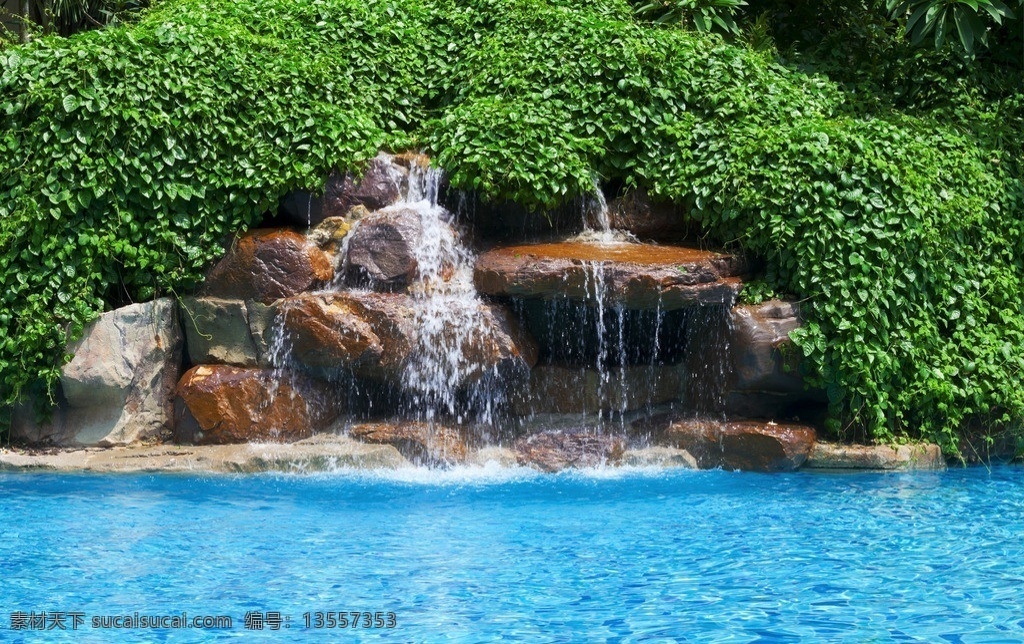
xmin=1 ymin=0 xmax=1021 ymax=455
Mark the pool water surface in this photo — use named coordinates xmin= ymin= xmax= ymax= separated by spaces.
xmin=1 ymin=465 xmax=1022 ymax=642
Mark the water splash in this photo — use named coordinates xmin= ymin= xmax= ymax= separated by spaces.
xmin=572 ymin=176 xmax=638 ymax=245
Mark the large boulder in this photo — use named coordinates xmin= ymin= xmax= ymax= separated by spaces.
xmin=278 ymin=152 xmax=410 ymax=227
xmin=12 ymin=300 xmax=182 ymax=446
xmin=514 ymin=430 xmax=626 ymax=472
xmin=660 ymin=419 xmax=817 ymax=471
xmin=201 ymin=229 xmax=333 ymax=303
xmin=348 ymin=421 xmax=467 ymax=466
xmin=344 ymin=206 xmax=427 ymax=288
xmin=475 ymin=241 xmax=745 ymax=310
xmin=274 ymin=294 xmax=386 ymax=371
xmin=269 ymin=292 xmax=537 ymax=385
xmin=174 ymin=365 xmax=338 ymax=444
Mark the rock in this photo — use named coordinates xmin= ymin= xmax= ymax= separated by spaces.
xmin=174 ymin=365 xmax=338 ymax=444
xmin=475 ymin=241 xmax=745 ymax=310
xmin=724 ymin=300 xmax=826 ymax=420
xmin=804 ymin=442 xmax=945 ymax=470
xmin=730 ymin=301 xmax=804 ymax=393
xmin=511 ymin=365 xmax=680 ymax=415
xmin=349 ymin=421 xmax=467 ymax=466
xmin=307 ymin=212 xmax=362 ymax=252
xmin=457 ymin=304 xmax=540 ymax=382
xmin=621 ymin=446 xmax=697 ymax=468
xmin=0 ymin=435 xmax=410 ymax=473
xmin=514 ymin=430 xmax=625 ymax=472
xmin=605 ymin=188 xmax=691 ymax=241
xmin=466 ymin=446 xmax=520 ymax=467
xmin=274 ymin=294 xmax=385 ymax=371
xmin=180 ymin=297 xmax=260 ymax=367
xmin=12 ymin=300 xmax=182 ymax=447
xmin=660 ymin=419 xmax=817 ymax=471
xmin=279 ymin=153 xmax=408 ymax=227
xmin=201 ymin=229 xmax=333 ymax=304
xmin=344 ymin=206 xmax=429 ymax=288
xmin=271 ymin=292 xmax=536 ymax=385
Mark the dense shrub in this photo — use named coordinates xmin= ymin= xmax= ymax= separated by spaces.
xmin=1 ymin=0 xmax=1020 ymax=454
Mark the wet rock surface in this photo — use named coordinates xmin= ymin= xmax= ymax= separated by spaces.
xmin=345 ymin=206 xmax=430 ymax=288
xmin=174 ymin=365 xmax=338 ymax=444
xmin=273 ymin=292 xmax=537 ymax=384
xmin=475 ymin=241 xmax=745 ymax=309
xmin=511 ymin=365 xmax=680 ymax=415
xmin=660 ymin=419 xmax=817 ymax=472
xmin=348 ymin=421 xmax=467 ymax=466
xmin=201 ymin=229 xmax=333 ymax=303
xmin=605 ymin=188 xmax=692 ymax=241
xmin=514 ymin=430 xmax=626 ymax=472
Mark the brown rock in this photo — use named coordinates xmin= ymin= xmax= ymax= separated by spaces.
xmin=723 ymin=300 xmax=826 ymax=420
xmin=201 ymin=229 xmax=333 ymax=304
xmin=804 ymin=442 xmax=945 ymax=470
xmin=605 ymin=188 xmax=691 ymax=241
xmin=730 ymin=301 xmax=804 ymax=392
xmin=270 ymin=293 xmax=536 ymax=385
xmin=278 ymin=153 xmax=409 ymax=227
xmin=459 ymin=304 xmax=540 ymax=380
xmin=474 ymin=241 xmax=745 ymax=310
xmin=274 ymin=294 xmax=385 ymax=371
xmin=174 ymin=365 xmax=337 ymax=444
xmin=345 ymin=206 xmax=431 ymax=288
xmin=660 ymin=419 xmax=817 ymax=471
xmin=514 ymin=430 xmax=626 ymax=472
xmin=511 ymin=365 xmax=680 ymax=415
xmin=349 ymin=421 xmax=467 ymax=466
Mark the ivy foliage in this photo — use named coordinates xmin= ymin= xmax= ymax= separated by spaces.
xmin=1 ymin=0 xmax=1021 ymax=453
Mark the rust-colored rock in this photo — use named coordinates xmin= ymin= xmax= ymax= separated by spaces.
xmin=271 ymin=293 xmax=536 ymax=384
xmin=724 ymin=300 xmax=825 ymax=420
xmin=275 ymin=294 xmax=385 ymax=371
xmin=272 ymin=292 xmax=417 ymax=379
xmin=201 ymin=229 xmax=333 ymax=304
xmin=730 ymin=301 xmax=804 ymax=392
xmin=474 ymin=241 xmax=745 ymax=310
xmin=174 ymin=365 xmax=337 ymax=444
xmin=349 ymin=421 xmax=467 ymax=466
xmin=345 ymin=206 xmax=429 ymax=288
xmin=514 ymin=430 xmax=626 ymax=472
xmin=660 ymin=419 xmax=817 ymax=472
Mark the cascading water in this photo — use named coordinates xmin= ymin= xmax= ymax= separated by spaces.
xmin=396 ymin=166 xmax=505 ymax=426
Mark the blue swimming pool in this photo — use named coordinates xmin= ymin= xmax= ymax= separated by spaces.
xmin=2 ymin=465 xmax=1023 ymax=642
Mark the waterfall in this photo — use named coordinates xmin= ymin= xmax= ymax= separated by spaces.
xmin=396 ymin=165 xmax=499 ymax=425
